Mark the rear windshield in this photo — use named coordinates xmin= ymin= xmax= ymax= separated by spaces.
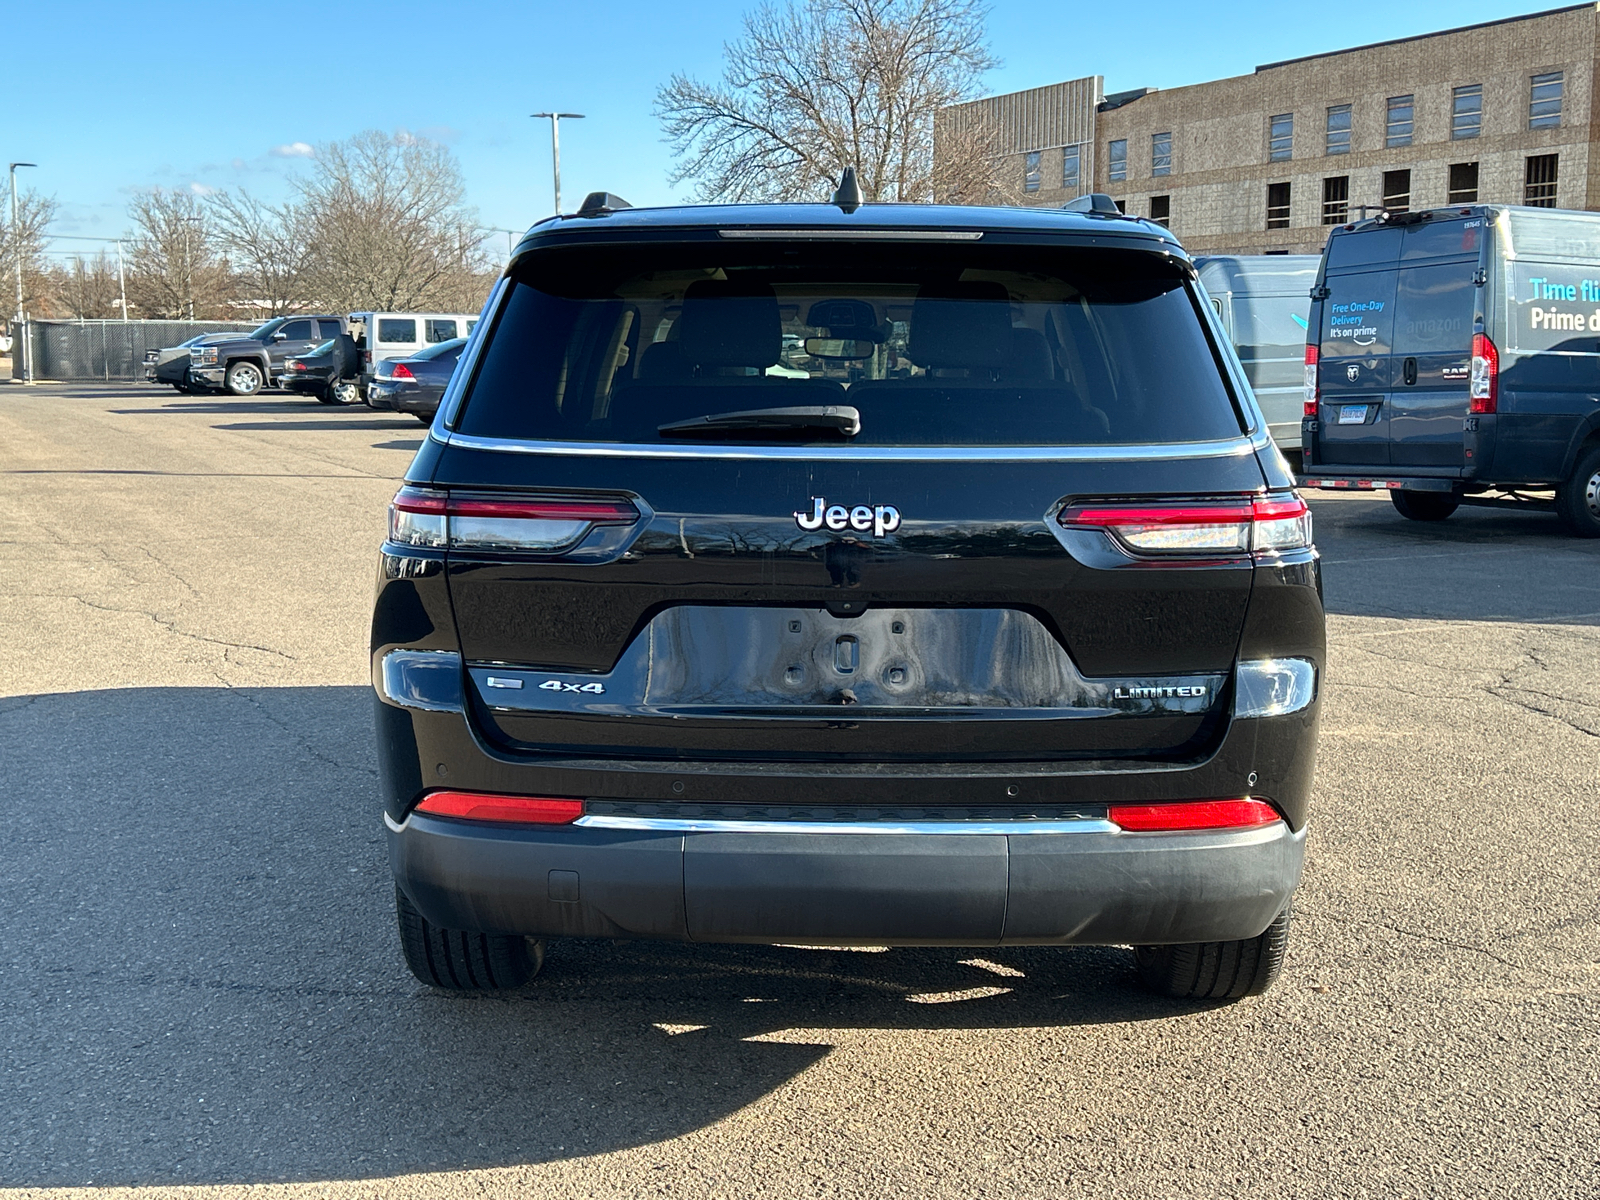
xmin=413 ymin=337 xmax=467 ymax=361
xmin=453 ymin=243 xmax=1245 ymax=446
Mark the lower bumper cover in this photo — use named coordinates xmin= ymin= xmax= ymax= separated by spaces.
xmin=388 ymin=812 xmax=1305 ymax=947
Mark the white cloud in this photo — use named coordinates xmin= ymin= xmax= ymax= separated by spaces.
xmin=270 ymin=142 xmax=315 ymax=158
xmin=189 ymin=182 xmax=218 ymax=195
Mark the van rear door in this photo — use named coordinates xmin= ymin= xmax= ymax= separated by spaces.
xmin=1315 ymin=227 xmax=1399 ymax=467
xmin=1387 ymin=217 xmax=1483 ymax=468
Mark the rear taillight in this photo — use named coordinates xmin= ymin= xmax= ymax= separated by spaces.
xmin=391 ymin=362 xmax=415 ymax=380
xmin=388 ymin=486 xmax=639 ymax=552
xmin=288 ymin=361 xmax=306 ymax=372
xmin=1061 ymin=494 xmax=1312 ymax=557
xmin=1108 ymin=798 xmax=1281 ymax=832
xmin=414 ymin=791 xmax=583 ymax=825
xmin=362 ymin=350 xmax=372 ymax=367
xmin=1303 ymin=344 xmax=1319 ymax=416
xmin=1470 ymin=332 xmax=1498 ymax=414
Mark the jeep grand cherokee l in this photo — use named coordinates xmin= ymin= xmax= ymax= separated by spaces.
xmin=372 ymin=190 xmax=1324 ymax=1001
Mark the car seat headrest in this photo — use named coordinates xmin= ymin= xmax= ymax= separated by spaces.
xmin=908 ymin=282 xmax=1013 ymax=371
xmin=675 ymin=280 xmax=781 ymax=369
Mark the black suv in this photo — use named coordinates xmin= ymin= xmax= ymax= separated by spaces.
xmin=373 ymin=191 xmax=1324 ymax=1001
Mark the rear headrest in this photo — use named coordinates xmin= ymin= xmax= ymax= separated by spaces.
xmin=675 ymin=280 xmax=781 ymax=368
xmin=1009 ymin=328 xmax=1055 ymax=381
xmin=908 ymin=282 xmax=1013 ymax=370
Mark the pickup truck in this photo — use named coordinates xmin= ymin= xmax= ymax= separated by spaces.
xmin=187 ymin=315 xmax=347 ymax=396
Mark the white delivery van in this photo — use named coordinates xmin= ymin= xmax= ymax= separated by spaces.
xmin=347 ymin=311 xmax=479 ymax=393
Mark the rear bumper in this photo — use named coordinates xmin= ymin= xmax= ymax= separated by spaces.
xmin=388 ymin=810 xmax=1305 ymax=947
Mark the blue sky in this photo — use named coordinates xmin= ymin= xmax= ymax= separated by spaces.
xmin=11 ymin=0 xmax=1558 ymax=258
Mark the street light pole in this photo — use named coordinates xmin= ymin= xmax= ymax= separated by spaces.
xmin=115 ymin=239 xmax=128 ymax=323
xmin=180 ymin=215 xmax=202 ymax=321
xmin=530 ymin=113 xmax=584 ymax=216
xmin=10 ymin=161 xmax=37 ymax=383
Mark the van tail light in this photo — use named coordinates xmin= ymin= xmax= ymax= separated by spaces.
xmin=1109 ymin=798 xmax=1282 ymax=832
xmin=1470 ymin=333 xmax=1498 ymax=414
xmin=414 ymin=791 xmax=583 ymax=825
xmin=388 ymin=486 xmax=639 ymax=552
xmin=1303 ymin=344 xmax=1319 ymax=416
xmin=1061 ymin=494 xmax=1311 ymax=557
xmin=362 ymin=350 xmax=372 ymax=367
xmin=391 ymin=362 xmax=415 ymax=380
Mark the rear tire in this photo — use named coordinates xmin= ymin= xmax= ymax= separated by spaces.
xmin=1555 ymin=445 xmax=1600 ymax=537
xmin=415 ymin=413 xmax=432 ymax=424
xmin=395 ymin=887 xmax=544 ymax=991
xmin=1135 ymin=906 xmax=1292 ymax=1000
xmin=224 ymin=360 xmax=263 ymax=397
xmin=1391 ymin=489 xmax=1459 ymax=521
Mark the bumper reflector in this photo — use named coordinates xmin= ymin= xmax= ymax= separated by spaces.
xmin=414 ymin=791 xmax=583 ymax=825
xmin=1108 ymin=798 xmax=1281 ymax=832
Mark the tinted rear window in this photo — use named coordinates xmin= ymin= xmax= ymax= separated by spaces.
xmin=454 ymin=243 xmax=1244 ymax=446
xmin=378 ymin=318 xmax=417 ymax=343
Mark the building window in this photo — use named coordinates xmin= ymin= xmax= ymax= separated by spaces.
xmin=1448 ymin=162 xmax=1479 ymax=204
xmin=1525 ymin=154 xmax=1559 ymax=206
xmin=1151 ymin=132 xmax=1172 ymax=177
xmin=1326 ymin=104 xmax=1352 ymax=155
xmin=1024 ymin=150 xmax=1041 ymax=193
xmin=1266 ymin=181 xmax=1291 ymax=229
xmin=1269 ymin=113 xmax=1293 ymax=161
xmin=1322 ymin=176 xmax=1349 ymax=225
xmin=1149 ymin=195 xmax=1170 ymax=227
xmin=1062 ymin=144 xmax=1081 ymax=192
xmin=1530 ymin=72 xmax=1564 ymax=128
xmin=1383 ymin=169 xmax=1411 ymax=213
xmin=1113 ymin=198 xmax=1126 ymax=213
xmin=1452 ymin=85 xmax=1482 ymax=139
xmin=1108 ymin=139 xmax=1127 ymax=182
xmin=1385 ymin=95 xmax=1414 ymax=147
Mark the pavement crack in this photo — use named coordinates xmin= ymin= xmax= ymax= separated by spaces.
xmin=224 ymin=688 xmax=378 ymax=778
xmin=1316 ymin=912 xmax=1517 ymax=967
xmin=69 ymin=596 xmax=297 ymax=661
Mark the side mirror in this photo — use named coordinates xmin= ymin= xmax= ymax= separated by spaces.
xmin=803 ymin=337 xmax=876 ymax=361
xmin=272 ymin=331 xmax=287 ymax=341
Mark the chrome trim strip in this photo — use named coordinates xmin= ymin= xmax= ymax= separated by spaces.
xmin=429 ymin=430 xmax=1261 ymax=463
xmin=384 ymin=812 xmax=406 ymax=833
xmin=572 ymin=815 xmax=1119 ymax=835
xmin=717 ymin=229 xmax=984 ymax=241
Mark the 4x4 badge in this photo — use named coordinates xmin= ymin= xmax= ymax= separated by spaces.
xmin=540 ymin=679 xmax=605 ymax=694
xmin=794 ymin=497 xmax=901 ymax=537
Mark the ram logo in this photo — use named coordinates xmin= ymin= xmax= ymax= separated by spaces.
xmin=1113 ymin=685 xmax=1210 ymax=700
xmin=794 ymin=498 xmax=902 ymax=537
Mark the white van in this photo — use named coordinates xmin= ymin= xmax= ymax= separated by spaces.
xmin=347 ymin=311 xmax=479 ymax=392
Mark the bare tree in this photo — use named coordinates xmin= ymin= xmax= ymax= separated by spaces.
xmin=296 ymin=131 xmax=491 ymax=312
xmin=656 ymin=0 xmax=998 ymax=204
xmin=126 ymin=189 xmax=229 ymax=319
xmin=50 ymin=252 xmax=122 ymax=319
xmin=0 ymin=189 xmax=58 ymax=316
xmin=208 ymin=191 xmax=313 ymax=317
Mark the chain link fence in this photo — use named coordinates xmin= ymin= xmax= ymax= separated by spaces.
xmin=8 ymin=320 xmax=257 ymax=381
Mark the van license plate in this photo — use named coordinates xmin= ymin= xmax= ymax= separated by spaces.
xmin=1337 ymin=405 xmax=1369 ymax=425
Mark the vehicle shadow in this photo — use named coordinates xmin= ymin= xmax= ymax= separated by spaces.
xmin=214 ymin=419 xmax=424 ymax=432
xmin=372 ymin=439 xmax=425 ymax=451
xmin=109 ymin=397 xmax=336 ymax=415
xmin=1308 ymin=495 xmax=1600 ymax=626
xmin=0 ymin=686 xmax=1191 ymax=1188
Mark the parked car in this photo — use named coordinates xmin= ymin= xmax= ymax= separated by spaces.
xmin=373 ymin=188 xmax=1324 ymax=1002
xmin=1302 ymin=204 xmax=1600 ymax=535
xmin=144 ymin=332 xmax=251 ymax=392
xmin=365 ymin=337 xmax=466 ymax=421
xmin=281 ymin=334 xmax=363 ymax=404
xmin=1196 ymin=255 xmax=1318 ymax=458
xmin=346 ymin=311 xmax=478 ymax=390
xmin=188 ymin=315 xmax=347 ymax=396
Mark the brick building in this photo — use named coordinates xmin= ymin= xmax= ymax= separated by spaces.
xmin=940 ymin=4 xmax=1600 ymax=254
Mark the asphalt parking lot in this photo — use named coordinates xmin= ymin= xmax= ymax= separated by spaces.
xmin=1 ymin=382 xmax=1596 ymax=1199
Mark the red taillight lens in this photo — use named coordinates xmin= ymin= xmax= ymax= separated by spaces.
xmin=414 ymin=791 xmax=583 ymax=825
xmin=1470 ymin=332 xmax=1498 ymax=414
xmin=1109 ymin=798 xmax=1281 ymax=832
xmin=1303 ymin=344 xmax=1319 ymax=416
xmin=391 ymin=363 xmax=416 ymax=380
xmin=289 ymin=361 xmax=306 ymax=372
xmin=1061 ymin=494 xmax=1311 ymax=557
xmin=387 ymin=486 xmax=640 ymax=551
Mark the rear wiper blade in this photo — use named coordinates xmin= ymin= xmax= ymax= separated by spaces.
xmin=658 ymin=405 xmax=861 ymax=439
